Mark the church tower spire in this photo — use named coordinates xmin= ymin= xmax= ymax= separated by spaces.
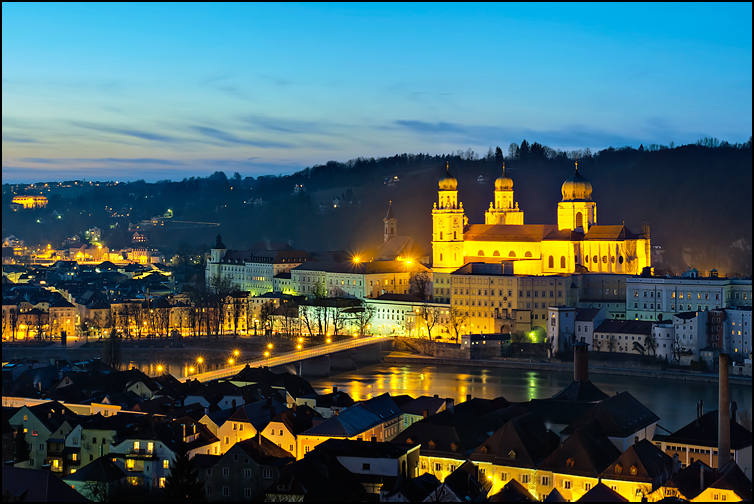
xmin=485 ymin=161 xmax=524 ymax=225
xmin=383 ymin=200 xmax=397 ymax=243
xmin=432 ymin=162 xmax=465 ymax=273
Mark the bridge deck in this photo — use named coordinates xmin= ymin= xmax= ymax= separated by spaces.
xmin=181 ymin=335 xmax=393 ymax=382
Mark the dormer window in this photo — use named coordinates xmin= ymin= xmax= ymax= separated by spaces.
xmin=629 ymin=465 xmax=638 ymax=476
xmin=428 ymin=440 xmax=436 ymax=450
xmin=615 ymin=463 xmax=623 ymax=474
xmin=450 ymin=443 xmax=459 ymax=452
xmin=508 ymin=450 xmax=515 ymax=460
xmin=566 ymin=458 xmax=575 ymax=469
xmin=480 ymin=446 xmax=488 ymax=455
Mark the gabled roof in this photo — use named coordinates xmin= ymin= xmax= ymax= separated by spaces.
xmin=488 ymin=478 xmax=537 ymax=502
xmin=551 ymin=381 xmax=610 ymax=402
xmin=228 ymin=398 xmax=287 ymax=432
xmin=706 ymin=460 xmax=752 ymax=501
xmin=576 ymin=481 xmax=628 ymax=502
xmin=269 ymin=449 xmax=365 ymax=501
xmin=583 ymin=225 xmax=638 ymax=241
xmin=560 ymin=392 xmax=660 ymax=439
xmin=656 ymin=410 xmax=752 ymax=450
xmin=471 ymin=414 xmax=559 ymax=469
xmin=230 ymin=435 xmax=294 ymax=465
xmin=663 ymin=460 xmax=716 ymax=500
xmin=383 ymin=472 xmax=441 ymax=502
xmin=400 ymin=396 xmax=447 ymax=417
xmin=443 ymin=460 xmax=491 ymax=502
xmin=540 ymin=422 xmax=622 ymax=477
xmin=50 ymin=298 xmax=75 ymax=308
xmin=269 ymin=405 xmax=321 ymax=437
xmin=64 ymin=455 xmax=126 ymax=483
xmin=575 ymin=308 xmax=604 ymax=322
xmin=25 ymin=401 xmax=78 ymax=433
xmin=601 ymin=439 xmax=674 ymax=482
xmin=2 ymin=466 xmax=89 ymax=502
xmin=464 ymin=224 xmax=558 ymax=243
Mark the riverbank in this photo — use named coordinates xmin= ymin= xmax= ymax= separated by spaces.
xmin=383 ymin=352 xmax=753 ymax=385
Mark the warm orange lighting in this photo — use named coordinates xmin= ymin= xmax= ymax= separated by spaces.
xmin=156 ymin=365 xmax=163 ymax=372
xmin=267 ymin=343 xmax=273 ymax=349
xmin=298 ymin=337 xmax=303 ymax=343
xmin=228 ymin=358 xmax=235 ymax=365
xmin=188 ymin=367 xmax=195 ymax=373
xmin=326 ymin=338 xmax=331 ymax=344
xmin=353 ymin=256 xmax=360 ymax=263
xmin=233 ymin=349 xmax=239 ymax=356
xmin=296 ymin=344 xmax=302 ymax=350
xmin=264 ymin=351 xmax=269 ymax=358
xmin=196 ymin=357 xmax=203 ymax=364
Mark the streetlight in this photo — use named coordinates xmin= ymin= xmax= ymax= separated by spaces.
xmin=228 ymin=358 xmax=235 ymax=366
xmin=264 ymin=351 xmax=270 ymax=358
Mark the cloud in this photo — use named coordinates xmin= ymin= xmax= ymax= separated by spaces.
xmin=2 ymin=133 xmax=38 ymax=143
xmin=70 ymin=121 xmax=182 ymax=143
xmin=79 ymin=158 xmax=185 ymax=165
xmin=394 ymin=120 xmax=466 ymax=134
xmin=242 ymin=115 xmax=318 ymax=134
xmin=192 ymin=126 xmax=293 ymax=148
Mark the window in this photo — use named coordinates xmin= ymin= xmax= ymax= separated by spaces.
xmin=163 ymin=459 xmax=170 ymax=469
xmin=562 ymin=480 xmax=572 ymax=489
xmin=305 ymin=446 xmax=310 ymax=454
xmin=584 ymin=482 xmax=592 ymax=491
xmin=244 ymin=488 xmax=251 ymax=498
xmin=434 ymin=463 xmax=442 ymax=472
xmin=244 ymin=468 xmax=251 ymax=477
xmin=32 ymin=430 xmax=39 ymax=437
xmin=263 ymin=469 xmax=273 ymax=479
xmin=362 ymin=463 xmax=371 ymax=470
xmin=159 ymin=478 xmax=166 ymax=488
xmin=541 ymin=476 xmax=550 ymax=486
xmin=223 ymin=487 xmax=229 ymax=497
xmin=133 ymin=441 xmax=140 ymax=450
xmin=223 ymin=467 xmax=230 ymax=476
xmin=520 ymin=474 xmax=530 ymax=484
xmin=39 ymin=443 xmax=45 ymax=451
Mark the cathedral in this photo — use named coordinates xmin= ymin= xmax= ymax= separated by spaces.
xmin=432 ymin=162 xmax=651 ymax=276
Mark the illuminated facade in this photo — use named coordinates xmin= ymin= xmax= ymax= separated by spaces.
xmin=432 ymin=162 xmax=651 ymax=277
xmin=11 ymin=195 xmax=48 ymax=209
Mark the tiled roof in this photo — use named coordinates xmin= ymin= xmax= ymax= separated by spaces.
xmin=593 ymin=319 xmax=653 ymax=336
xmin=657 ymin=410 xmax=752 ymax=450
xmin=560 ymin=392 xmax=659 ymax=438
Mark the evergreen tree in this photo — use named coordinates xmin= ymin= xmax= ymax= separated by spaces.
xmin=163 ymin=443 xmax=205 ymax=502
xmin=14 ymin=426 xmax=30 ymax=462
xmin=495 ymin=146 xmax=504 ymax=164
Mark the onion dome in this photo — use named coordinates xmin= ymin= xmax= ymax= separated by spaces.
xmin=495 ymin=163 xmax=513 ymax=191
xmin=561 ymin=161 xmax=593 ymax=201
xmin=438 ymin=162 xmax=458 ymax=191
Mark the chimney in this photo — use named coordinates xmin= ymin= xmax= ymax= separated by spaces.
xmin=231 ymin=399 xmax=237 ymax=411
xmin=445 ymin=398 xmax=454 ymax=414
xmin=672 ymin=453 xmax=680 ymax=474
xmin=257 ymin=388 xmax=262 ymax=401
xmin=266 ymin=396 xmax=272 ymax=408
xmin=634 ymin=436 xmax=639 ymax=445
xmin=434 ymin=394 xmax=439 ymax=399
xmin=422 ymin=409 xmax=429 ymax=419
xmin=730 ymin=401 xmax=737 ymax=421
xmin=371 ymin=436 xmax=377 ymax=443
xmin=700 ymin=464 xmax=705 ymax=493
xmin=333 ymin=386 xmax=338 ymax=394
xmin=466 ymin=394 xmax=471 ymax=402
xmin=182 ymin=424 xmax=186 ymax=438
xmin=718 ymin=353 xmax=731 ymax=468
xmin=573 ymin=341 xmax=588 ymax=383
xmin=204 ymin=407 xmax=209 ymax=416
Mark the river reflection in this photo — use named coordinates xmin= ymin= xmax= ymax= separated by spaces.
xmin=311 ymin=363 xmax=753 ymax=432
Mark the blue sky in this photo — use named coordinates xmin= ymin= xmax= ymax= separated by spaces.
xmin=2 ymin=2 xmax=751 ymax=182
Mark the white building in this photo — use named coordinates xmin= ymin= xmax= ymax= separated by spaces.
xmin=652 ymin=323 xmax=675 ymax=362
xmin=574 ymin=306 xmax=609 ymax=348
xmin=726 ymin=306 xmax=752 ymax=362
xmin=547 ymin=305 xmax=576 ymax=354
xmin=626 ymin=272 xmax=751 ymax=322
xmin=671 ymin=311 xmax=708 ymax=360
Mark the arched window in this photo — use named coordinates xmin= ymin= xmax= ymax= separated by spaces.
xmin=593 ymin=255 xmax=598 ymax=264
xmin=440 ymin=232 xmax=443 ymax=240
xmin=493 ymin=250 xmax=500 ymax=257
xmin=478 ymin=250 xmax=485 ymax=257
xmin=560 ymin=256 xmax=566 ymax=268
xmin=453 ymin=231 xmax=457 ymax=240
xmin=440 ymin=253 xmax=443 ymax=261
xmin=602 ymin=255 xmax=607 ymax=264
xmin=575 ymin=212 xmax=583 ymax=228
xmin=548 ymin=256 xmax=554 ymax=268
xmin=509 ymin=251 xmax=516 ymax=258
xmin=524 ymin=251 xmax=532 ymax=258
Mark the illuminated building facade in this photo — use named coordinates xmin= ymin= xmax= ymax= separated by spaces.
xmin=432 ymin=162 xmax=651 ymax=276
xmin=11 ymin=195 xmax=48 ymax=209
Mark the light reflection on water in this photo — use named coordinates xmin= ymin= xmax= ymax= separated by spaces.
xmin=311 ymin=363 xmax=753 ymax=432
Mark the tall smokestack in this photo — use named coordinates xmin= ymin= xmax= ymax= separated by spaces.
xmin=718 ymin=353 xmax=731 ymax=469
xmin=574 ymin=341 xmax=589 ymax=383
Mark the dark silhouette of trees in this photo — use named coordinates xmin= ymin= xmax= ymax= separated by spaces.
xmin=102 ymin=331 xmax=123 ymax=370
xmin=163 ymin=443 xmax=206 ymax=502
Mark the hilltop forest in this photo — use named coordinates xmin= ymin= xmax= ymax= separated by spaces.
xmin=2 ymin=137 xmax=752 ymax=276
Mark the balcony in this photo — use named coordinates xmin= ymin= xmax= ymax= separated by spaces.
xmin=125 ymin=448 xmax=155 ymax=459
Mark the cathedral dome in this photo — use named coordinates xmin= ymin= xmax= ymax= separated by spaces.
xmin=439 ymin=162 xmax=458 ymax=191
xmin=495 ymin=163 xmax=513 ymax=191
xmin=561 ymin=162 xmax=593 ymax=201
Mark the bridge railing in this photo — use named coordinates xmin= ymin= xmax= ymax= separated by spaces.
xmin=181 ymin=335 xmax=394 ymax=382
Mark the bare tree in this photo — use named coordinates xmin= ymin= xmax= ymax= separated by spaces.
xmin=230 ymin=293 xmax=245 ymax=337
xmin=409 ymin=271 xmax=432 ymax=300
xmin=671 ymin=334 xmax=682 ymax=364
xmin=446 ymin=307 xmax=469 ymax=343
xmin=102 ymin=331 xmax=123 ymax=370
xmin=352 ymin=301 xmax=376 ymax=336
xmin=645 ymin=333 xmax=658 ymax=356
xmin=607 ymin=334 xmax=616 ymax=353
xmin=417 ymin=303 xmax=442 ymax=339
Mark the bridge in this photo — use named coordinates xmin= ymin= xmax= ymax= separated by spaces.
xmin=181 ymin=335 xmax=394 ymax=382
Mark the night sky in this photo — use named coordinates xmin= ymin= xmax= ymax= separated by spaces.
xmin=2 ymin=3 xmax=751 ymax=182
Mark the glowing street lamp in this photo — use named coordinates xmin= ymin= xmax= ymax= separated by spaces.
xmin=296 ymin=344 xmax=302 ymax=350
xmin=228 ymin=358 xmax=235 ymax=366
xmin=353 ymin=256 xmax=361 ymax=264
xmin=196 ymin=356 xmax=204 ymax=365
xmin=267 ymin=343 xmax=273 ymax=349
xmin=188 ymin=366 xmax=195 ymax=374
xmin=264 ymin=351 xmax=270 ymax=358
xmin=326 ymin=338 xmax=331 ymax=344
xmin=156 ymin=364 xmax=163 ymax=373
xmin=233 ymin=349 xmax=240 ymax=357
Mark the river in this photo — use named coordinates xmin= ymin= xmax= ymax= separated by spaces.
xmin=310 ymin=362 xmax=752 ymax=432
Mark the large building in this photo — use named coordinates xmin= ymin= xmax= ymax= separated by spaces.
xmin=431 ymin=161 xmax=651 ymax=277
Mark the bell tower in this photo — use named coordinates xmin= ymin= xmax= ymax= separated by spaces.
xmin=383 ymin=201 xmax=397 ymax=243
xmin=558 ymin=161 xmax=596 ymax=232
xmin=432 ymin=163 xmax=465 ymax=273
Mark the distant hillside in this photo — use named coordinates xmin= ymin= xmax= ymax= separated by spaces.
xmin=2 ymin=139 xmax=751 ymax=275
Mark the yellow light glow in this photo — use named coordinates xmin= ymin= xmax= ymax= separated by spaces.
xmin=233 ymin=349 xmax=239 ymax=356
xmin=156 ymin=365 xmax=163 ymax=372
xmin=196 ymin=357 xmax=203 ymax=364
xmin=267 ymin=343 xmax=273 ymax=349
xmin=264 ymin=351 xmax=269 ymax=357
xmin=406 ymin=259 xmax=412 ymax=264
xmin=188 ymin=367 xmax=194 ymax=373
xmin=298 ymin=337 xmax=303 ymax=343
xmin=326 ymin=338 xmax=331 ymax=344
xmin=228 ymin=358 xmax=234 ymax=365
xmin=296 ymin=344 xmax=301 ymax=350
xmin=353 ymin=256 xmax=360 ymax=263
